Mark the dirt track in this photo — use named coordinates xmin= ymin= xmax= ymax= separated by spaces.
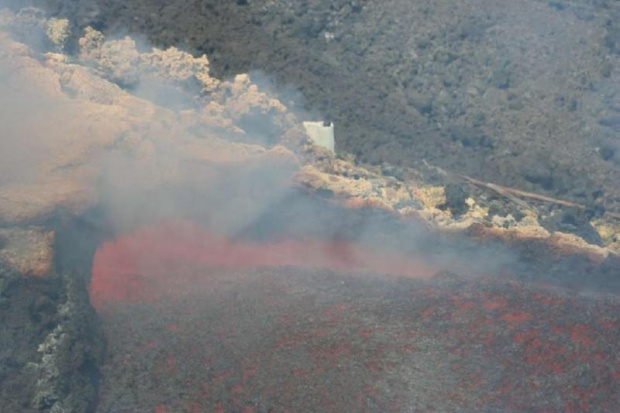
xmin=28 ymin=0 xmax=620 ymax=213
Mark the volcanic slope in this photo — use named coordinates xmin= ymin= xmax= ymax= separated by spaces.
xmin=32 ymin=0 xmax=620 ymax=213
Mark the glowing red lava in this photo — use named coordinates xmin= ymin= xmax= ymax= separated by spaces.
xmin=90 ymin=220 xmax=435 ymax=309
xmin=90 ymin=220 xmax=620 ymax=412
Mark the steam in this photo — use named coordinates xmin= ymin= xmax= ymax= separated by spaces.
xmin=0 ymin=9 xmax=294 ymax=233
xmin=0 ymin=6 xmax=524 ymax=284
xmin=2 ymin=6 xmax=619 ymax=413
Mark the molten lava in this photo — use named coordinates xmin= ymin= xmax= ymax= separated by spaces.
xmin=90 ymin=220 xmax=620 ymax=412
xmin=90 ymin=220 xmax=435 ymax=309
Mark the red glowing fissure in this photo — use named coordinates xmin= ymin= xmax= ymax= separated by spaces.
xmin=90 ymin=220 xmax=434 ymax=308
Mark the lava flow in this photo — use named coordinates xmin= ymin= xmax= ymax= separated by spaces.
xmin=91 ymin=220 xmax=620 ymax=413
xmin=90 ymin=219 xmax=437 ymax=309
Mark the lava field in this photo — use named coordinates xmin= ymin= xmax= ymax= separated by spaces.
xmin=91 ymin=222 xmax=620 ymax=412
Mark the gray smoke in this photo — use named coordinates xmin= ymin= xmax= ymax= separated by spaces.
xmin=0 ymin=5 xmax=573 ymax=287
